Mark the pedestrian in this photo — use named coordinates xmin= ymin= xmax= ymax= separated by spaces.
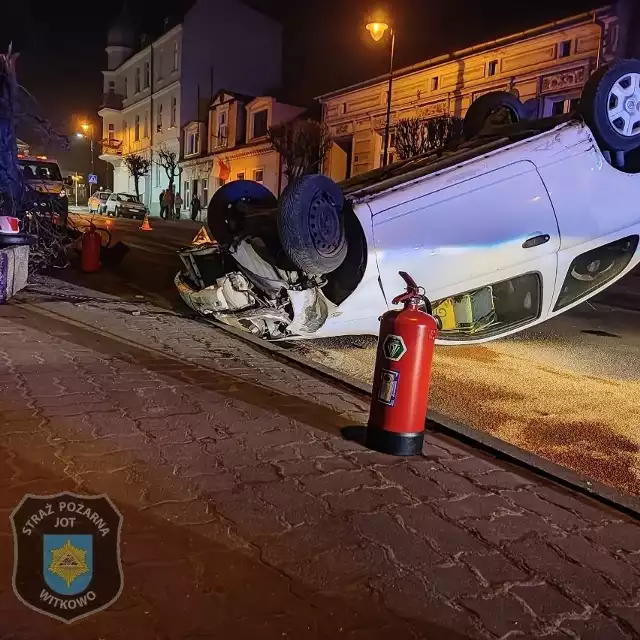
xmin=190 ymin=193 xmax=201 ymax=222
xmin=174 ymin=192 xmax=183 ymax=218
xmin=167 ymin=186 xmax=175 ymax=220
xmin=162 ymin=188 xmax=173 ymax=220
xmin=159 ymin=189 xmax=166 ymax=219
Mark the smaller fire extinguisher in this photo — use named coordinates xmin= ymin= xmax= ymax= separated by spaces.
xmin=81 ymin=223 xmax=102 ymax=273
xmin=366 ymin=271 xmax=440 ymax=456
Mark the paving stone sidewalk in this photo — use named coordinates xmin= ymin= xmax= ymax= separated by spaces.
xmin=0 ymin=276 xmax=639 ymax=639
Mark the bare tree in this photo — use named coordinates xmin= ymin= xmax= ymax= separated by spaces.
xmin=0 ymin=45 xmax=24 ymax=216
xmin=155 ymin=144 xmax=178 ymax=192
xmin=268 ymin=118 xmax=332 ymax=182
xmin=394 ymin=115 xmax=463 ymax=161
xmin=123 ymin=153 xmax=151 ymax=200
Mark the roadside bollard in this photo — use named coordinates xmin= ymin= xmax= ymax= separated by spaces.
xmin=366 ymin=271 xmax=439 ymax=456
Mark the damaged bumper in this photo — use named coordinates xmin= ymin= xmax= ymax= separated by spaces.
xmin=175 ymin=242 xmax=337 ymax=340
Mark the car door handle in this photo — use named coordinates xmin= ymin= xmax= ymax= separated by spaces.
xmin=522 ymin=234 xmax=551 ymax=249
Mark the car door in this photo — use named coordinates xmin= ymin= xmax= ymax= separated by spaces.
xmin=371 ymin=160 xmax=561 ymax=342
xmin=106 ymin=195 xmax=115 ymax=214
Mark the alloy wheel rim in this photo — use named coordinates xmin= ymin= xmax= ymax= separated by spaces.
xmin=607 ymin=72 xmax=640 ymax=137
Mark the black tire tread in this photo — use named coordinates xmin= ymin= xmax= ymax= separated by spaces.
xmin=277 ymin=175 xmax=347 ymax=276
xmin=463 ymin=91 xmax=526 ymax=138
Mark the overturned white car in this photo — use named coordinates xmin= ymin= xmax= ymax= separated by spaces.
xmin=176 ymin=60 xmax=640 ymax=344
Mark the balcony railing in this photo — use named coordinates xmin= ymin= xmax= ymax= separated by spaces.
xmin=100 ymin=138 xmax=123 ymax=156
xmin=100 ymin=91 xmax=124 ymax=111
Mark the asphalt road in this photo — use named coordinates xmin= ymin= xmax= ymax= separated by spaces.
xmin=67 ymin=211 xmax=640 ymax=496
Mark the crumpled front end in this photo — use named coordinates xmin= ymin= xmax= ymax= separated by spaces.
xmin=175 ymin=239 xmax=336 ymax=340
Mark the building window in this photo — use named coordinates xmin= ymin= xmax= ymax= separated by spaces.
xmin=170 ymin=97 xmax=177 ymax=127
xmin=488 ymin=60 xmax=498 ymax=76
xmin=173 ymin=42 xmax=179 ymax=71
xmin=134 ymin=115 xmax=140 ymax=141
xmin=157 ymin=103 xmax=163 ymax=133
xmin=108 ymin=123 xmax=115 ymax=142
xmin=144 ymin=62 xmax=150 ymax=88
xmin=252 ymin=109 xmax=268 ymax=138
xmin=217 ymin=110 xmax=228 ymax=145
xmin=548 ymin=96 xmax=580 ymax=116
xmin=108 ymin=80 xmax=115 ymax=92
xmin=144 ymin=111 xmax=149 ymax=138
xmin=135 ymin=67 xmax=141 ymax=93
xmin=201 ymin=179 xmax=208 ymax=207
xmin=431 ymin=77 xmax=439 ymax=91
xmin=184 ymin=180 xmax=190 ymax=204
xmin=187 ymin=131 xmax=199 ymax=155
xmin=157 ymin=50 xmax=163 ymax=79
xmin=253 ymin=168 xmax=264 ymax=183
xmin=237 ymin=172 xmax=245 ymax=180
xmin=124 ymin=77 xmax=128 ymax=97
xmin=156 ymin=163 xmax=161 ymax=187
xmin=379 ymin=130 xmax=396 ymax=168
xmin=559 ymin=40 xmax=572 ymax=58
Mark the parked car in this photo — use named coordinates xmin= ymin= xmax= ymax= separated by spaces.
xmin=105 ymin=193 xmax=148 ymax=219
xmin=88 ymin=189 xmax=112 ymax=213
xmin=175 ymin=60 xmax=640 ymax=344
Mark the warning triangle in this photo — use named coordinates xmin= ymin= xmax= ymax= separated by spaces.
xmin=191 ymin=226 xmax=214 ymax=246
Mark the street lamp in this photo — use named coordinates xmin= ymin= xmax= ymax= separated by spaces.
xmin=77 ymin=121 xmax=95 ymax=177
xmin=366 ymin=18 xmax=395 ymax=167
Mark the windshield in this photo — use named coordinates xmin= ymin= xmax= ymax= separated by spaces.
xmin=98 ymin=192 xmax=111 ymax=200
xmin=18 ymin=160 xmax=63 ymax=182
xmin=119 ymin=194 xmax=140 ymax=203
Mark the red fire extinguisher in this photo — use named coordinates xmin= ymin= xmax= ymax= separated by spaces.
xmin=81 ymin=223 xmax=101 ymax=273
xmin=366 ymin=271 xmax=440 ymax=456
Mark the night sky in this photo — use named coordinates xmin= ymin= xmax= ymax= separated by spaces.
xmin=1 ymin=0 xmax=599 ymax=175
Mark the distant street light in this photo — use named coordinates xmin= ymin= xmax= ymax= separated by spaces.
xmin=77 ymin=121 xmax=95 ymax=177
xmin=366 ymin=17 xmax=395 ymax=167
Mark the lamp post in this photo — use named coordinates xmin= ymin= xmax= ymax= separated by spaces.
xmin=366 ymin=19 xmax=395 ymax=167
xmin=77 ymin=121 xmax=95 ymax=177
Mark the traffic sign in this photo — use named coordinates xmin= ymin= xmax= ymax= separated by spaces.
xmin=88 ymin=174 xmax=98 ymax=184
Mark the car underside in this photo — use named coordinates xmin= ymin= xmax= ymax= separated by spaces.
xmin=176 ymin=59 xmax=640 ymax=342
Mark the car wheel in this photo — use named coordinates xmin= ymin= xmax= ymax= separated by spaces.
xmin=207 ymin=180 xmax=277 ymax=245
xmin=580 ymin=59 xmax=640 ymax=152
xmin=277 ymin=174 xmax=347 ymax=276
xmin=463 ymin=91 xmax=527 ymax=138
xmin=115 ymin=207 xmax=121 ymax=218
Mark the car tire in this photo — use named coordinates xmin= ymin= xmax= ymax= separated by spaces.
xmin=115 ymin=207 xmax=121 ymax=218
xmin=207 ymin=180 xmax=277 ymax=245
xmin=277 ymin=174 xmax=347 ymax=276
xmin=580 ymin=59 xmax=640 ymax=152
xmin=463 ymin=91 xmax=527 ymax=138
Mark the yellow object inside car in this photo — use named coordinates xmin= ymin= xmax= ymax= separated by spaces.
xmin=433 ymin=286 xmax=496 ymax=334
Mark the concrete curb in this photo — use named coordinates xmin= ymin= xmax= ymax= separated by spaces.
xmin=204 ymin=318 xmax=640 ymax=520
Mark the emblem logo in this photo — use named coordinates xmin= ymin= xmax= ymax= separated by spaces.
xmin=10 ymin=492 xmax=123 ymax=623
xmin=382 ymin=334 xmax=407 ymax=361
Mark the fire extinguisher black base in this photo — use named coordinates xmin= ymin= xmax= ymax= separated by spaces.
xmin=365 ymin=427 xmax=424 ymax=457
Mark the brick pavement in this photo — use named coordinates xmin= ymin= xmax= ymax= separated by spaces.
xmin=0 ymin=276 xmax=638 ymax=639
